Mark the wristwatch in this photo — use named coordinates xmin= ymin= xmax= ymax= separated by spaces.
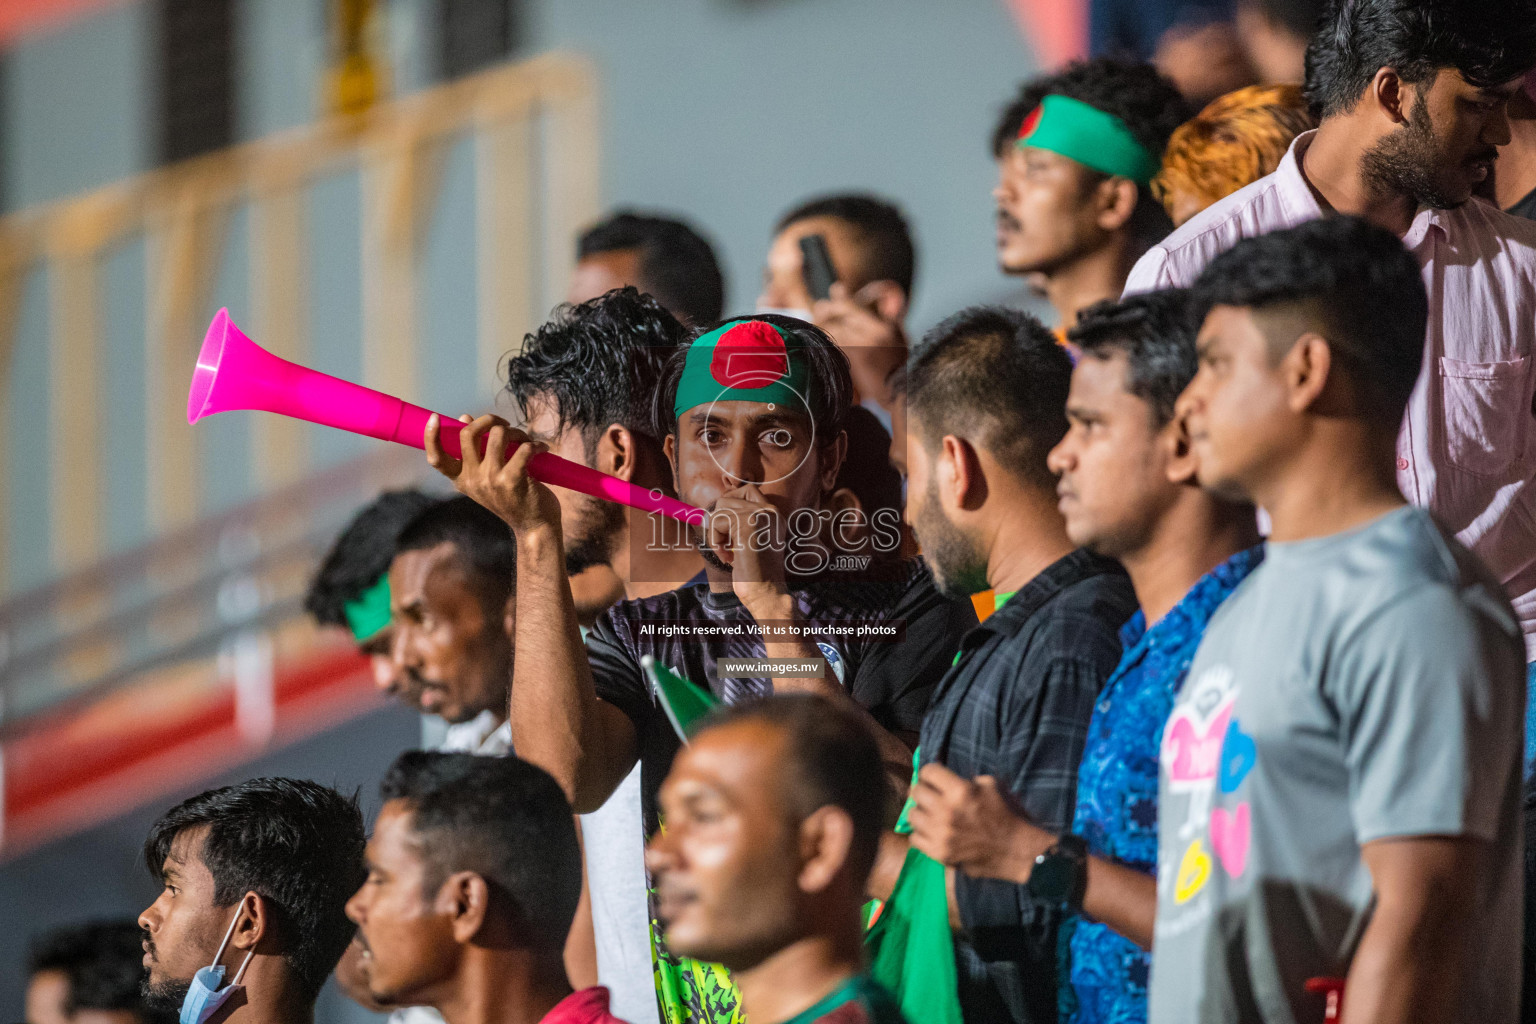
xmin=1027 ymin=833 xmax=1088 ymax=911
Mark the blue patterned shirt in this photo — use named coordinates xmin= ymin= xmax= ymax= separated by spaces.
xmin=1061 ymin=546 xmax=1263 ymax=1024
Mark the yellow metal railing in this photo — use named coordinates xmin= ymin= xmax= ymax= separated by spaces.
xmin=0 ymin=51 xmax=600 ymax=590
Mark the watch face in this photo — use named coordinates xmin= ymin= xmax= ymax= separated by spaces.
xmin=1031 ymin=855 xmax=1073 ymax=904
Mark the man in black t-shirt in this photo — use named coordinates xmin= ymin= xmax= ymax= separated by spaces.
xmin=425 ymin=314 xmax=972 ymax=826
xmin=426 ymin=313 xmax=970 ymax=1024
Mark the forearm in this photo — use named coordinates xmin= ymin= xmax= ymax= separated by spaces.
xmin=510 ymin=526 xmax=626 ymax=811
xmin=1081 ymin=857 xmax=1156 ymax=950
xmin=1340 ymin=895 xmax=1465 ymax=1024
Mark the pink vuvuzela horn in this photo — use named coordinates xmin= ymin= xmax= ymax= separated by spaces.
xmin=187 ymin=309 xmax=707 ymax=527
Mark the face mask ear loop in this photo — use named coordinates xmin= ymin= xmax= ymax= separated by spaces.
xmin=231 ymin=948 xmax=256 ymax=986
xmin=210 ymin=907 xmax=243 ymax=969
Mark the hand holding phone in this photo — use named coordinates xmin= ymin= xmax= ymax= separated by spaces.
xmin=799 ymin=234 xmax=838 ymax=302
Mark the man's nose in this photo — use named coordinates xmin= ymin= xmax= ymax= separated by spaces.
xmin=370 ymin=654 xmax=398 ymax=694
xmin=1046 ymin=438 xmax=1073 ymax=475
xmin=719 ymin=439 xmax=763 ymax=486
xmin=345 ymin=889 xmax=365 ymax=925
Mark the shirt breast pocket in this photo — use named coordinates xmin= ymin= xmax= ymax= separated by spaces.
xmin=1438 ymin=355 xmax=1529 ymax=478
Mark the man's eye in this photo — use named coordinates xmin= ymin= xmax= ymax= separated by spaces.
xmin=762 ymin=429 xmax=793 ymax=449
xmin=700 ymin=429 xmax=725 ymax=446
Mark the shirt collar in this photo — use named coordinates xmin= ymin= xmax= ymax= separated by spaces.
xmin=972 ymin=548 xmax=1124 ymax=640
xmin=1274 ymin=131 xmax=1325 ymax=224
xmin=1118 ymin=545 xmax=1263 ymax=663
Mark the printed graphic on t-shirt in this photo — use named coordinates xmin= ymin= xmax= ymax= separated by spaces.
xmin=1158 ymin=664 xmax=1254 ymax=928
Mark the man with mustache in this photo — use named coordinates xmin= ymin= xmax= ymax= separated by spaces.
xmin=387 ymin=496 xmax=517 ymax=753
xmin=1125 ymin=0 xmax=1536 ymax=693
xmin=883 ymin=305 xmax=1137 ymax=1024
xmin=347 ymin=752 xmax=630 ymax=1024
xmin=427 ymin=314 xmax=974 ymax=1023
xmin=137 ymin=778 xmax=365 ymax=1024
xmin=991 ymin=60 xmax=1187 ymax=339
xmin=646 ymin=696 xmax=905 ymax=1024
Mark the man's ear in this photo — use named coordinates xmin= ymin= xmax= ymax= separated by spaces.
xmin=595 ymin=423 xmax=636 ymax=482
xmin=662 ymin=433 xmax=681 ymax=493
xmin=438 ymin=871 xmax=492 ymax=944
xmin=818 ymin=430 xmax=849 ymax=497
xmin=1096 ymin=177 xmax=1141 ymax=233
xmin=502 ymin=591 xmax=516 ymax=640
xmin=1162 ymin=414 xmax=1200 ymax=486
xmin=939 ymin=435 xmax=987 ymax=512
xmin=1370 ymin=67 xmax=1409 ymax=124
xmin=797 ymin=806 xmax=856 ymax=896
xmin=863 ymin=280 xmax=909 ymax=323
xmin=227 ymin=892 xmax=270 ymax=954
xmin=1284 ymin=332 xmax=1335 ymax=414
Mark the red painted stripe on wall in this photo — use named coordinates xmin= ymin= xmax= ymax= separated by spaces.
xmin=0 ymin=0 xmax=134 ymax=47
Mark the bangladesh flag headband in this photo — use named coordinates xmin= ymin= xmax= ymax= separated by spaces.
xmin=343 ymin=573 xmax=392 ymax=643
xmin=1017 ymin=94 xmax=1160 ymax=185
xmin=674 ymin=319 xmax=811 ymax=419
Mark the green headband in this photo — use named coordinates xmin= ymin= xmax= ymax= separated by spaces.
xmin=1016 ymin=94 xmax=1160 ymax=185
xmin=674 ymin=319 xmax=811 ymax=419
xmin=343 ymin=573 xmax=392 ymax=643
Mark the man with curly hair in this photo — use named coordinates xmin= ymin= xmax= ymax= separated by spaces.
xmin=990 ymin=59 xmax=1190 ymax=338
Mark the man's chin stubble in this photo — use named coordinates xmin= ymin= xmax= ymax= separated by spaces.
xmin=142 ymin=977 xmax=191 ymax=1012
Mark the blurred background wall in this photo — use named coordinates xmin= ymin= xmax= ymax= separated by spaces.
xmin=0 ymin=1 xmax=1046 ymax=1019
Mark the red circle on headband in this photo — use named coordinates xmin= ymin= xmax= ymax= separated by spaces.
xmin=710 ymin=321 xmax=789 ymax=388
xmin=1017 ymin=105 xmax=1043 ymax=141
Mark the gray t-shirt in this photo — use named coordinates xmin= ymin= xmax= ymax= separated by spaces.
xmin=1150 ymin=506 xmax=1525 ymax=1024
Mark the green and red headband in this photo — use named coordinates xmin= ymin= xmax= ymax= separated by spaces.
xmin=674 ymin=319 xmax=811 ymax=420
xmin=343 ymin=573 xmax=392 ymax=644
xmin=1017 ymin=94 xmax=1160 ymax=185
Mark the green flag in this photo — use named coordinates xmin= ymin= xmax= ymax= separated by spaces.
xmin=865 ymin=748 xmax=964 ymax=1024
xmin=642 ymin=656 xmax=721 ymax=741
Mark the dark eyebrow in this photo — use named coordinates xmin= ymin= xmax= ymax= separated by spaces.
xmin=1064 ymin=403 xmax=1097 ymax=423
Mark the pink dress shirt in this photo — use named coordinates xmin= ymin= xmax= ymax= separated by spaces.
xmin=1126 ymin=131 xmax=1536 ymax=659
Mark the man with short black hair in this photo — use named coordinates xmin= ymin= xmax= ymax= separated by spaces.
xmin=759 ymin=193 xmax=916 ymax=424
xmin=908 ymin=292 xmax=1262 ymax=1024
xmin=992 ymin=60 xmax=1188 ymax=336
xmin=1164 ymin=217 xmax=1521 ymax=1024
xmin=305 ymin=489 xmax=439 ymax=704
xmin=569 ymin=212 xmax=725 ymax=329
xmin=647 ymin=695 xmax=905 ymax=1024
xmin=138 ymin=778 xmax=366 ymax=1024
xmin=1126 ymin=0 xmax=1536 ymax=672
xmin=27 ymin=921 xmax=172 ymax=1024
xmin=506 ymin=288 xmax=703 ymax=604
xmin=347 ymin=752 xmax=629 ymax=1024
xmin=889 ymin=305 xmax=1136 ymax=1024
xmin=389 ymin=496 xmax=517 ymax=751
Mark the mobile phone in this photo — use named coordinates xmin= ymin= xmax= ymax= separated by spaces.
xmin=799 ymin=234 xmax=838 ymax=302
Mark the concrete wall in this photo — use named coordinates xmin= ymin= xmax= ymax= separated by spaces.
xmin=0 ymin=0 xmax=1040 ymax=591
